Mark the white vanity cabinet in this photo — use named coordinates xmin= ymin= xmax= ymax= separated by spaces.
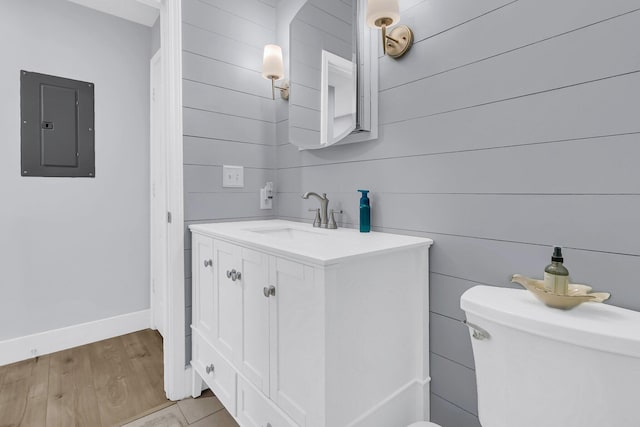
xmin=190 ymin=220 xmax=432 ymax=427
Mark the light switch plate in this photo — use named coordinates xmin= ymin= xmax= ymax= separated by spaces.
xmin=223 ymin=165 xmax=244 ymax=188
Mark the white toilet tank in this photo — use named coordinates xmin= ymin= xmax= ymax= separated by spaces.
xmin=461 ymin=285 xmax=640 ymax=427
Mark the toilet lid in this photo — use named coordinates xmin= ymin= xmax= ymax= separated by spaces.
xmin=408 ymin=422 xmax=441 ymax=427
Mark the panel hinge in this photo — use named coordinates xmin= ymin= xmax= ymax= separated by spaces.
xmin=167 ymin=211 xmax=172 ymax=223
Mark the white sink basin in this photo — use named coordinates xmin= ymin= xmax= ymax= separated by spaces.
xmin=247 ymin=226 xmax=327 ymax=241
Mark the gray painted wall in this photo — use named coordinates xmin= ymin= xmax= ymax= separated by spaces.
xmin=181 ymin=0 xmax=279 ymax=359
xmin=275 ymin=0 xmax=640 ymax=426
xmin=0 ymin=0 xmax=151 ymax=340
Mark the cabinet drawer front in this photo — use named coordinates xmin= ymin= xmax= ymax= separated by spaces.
xmin=193 ymin=333 xmax=237 ymax=416
xmin=237 ymin=376 xmax=299 ymax=427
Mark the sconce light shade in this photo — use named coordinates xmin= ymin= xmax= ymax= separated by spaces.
xmin=262 ymin=44 xmax=284 ymax=80
xmin=366 ymin=0 xmax=413 ymax=59
xmin=262 ymin=44 xmax=289 ymax=100
xmin=366 ymin=0 xmax=400 ymax=28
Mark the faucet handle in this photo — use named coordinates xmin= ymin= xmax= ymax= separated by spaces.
xmin=308 ymin=208 xmax=321 ymax=228
xmin=328 ymin=209 xmax=343 ymax=229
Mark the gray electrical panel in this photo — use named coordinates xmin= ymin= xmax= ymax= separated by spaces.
xmin=21 ymin=71 xmax=95 ymax=177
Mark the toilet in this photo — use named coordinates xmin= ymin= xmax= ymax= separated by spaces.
xmin=460 ymin=285 xmax=640 ymax=427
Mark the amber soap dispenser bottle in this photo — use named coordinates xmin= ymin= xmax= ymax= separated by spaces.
xmin=544 ymin=246 xmax=570 ymax=295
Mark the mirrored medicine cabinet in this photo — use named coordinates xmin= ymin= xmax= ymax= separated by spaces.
xmin=288 ymin=0 xmax=378 ymax=150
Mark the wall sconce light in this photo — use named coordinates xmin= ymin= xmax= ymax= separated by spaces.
xmin=366 ymin=0 xmax=413 ymax=59
xmin=262 ymin=44 xmax=289 ymax=100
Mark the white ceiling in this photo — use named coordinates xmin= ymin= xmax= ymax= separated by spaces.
xmin=66 ymin=0 xmax=160 ymax=27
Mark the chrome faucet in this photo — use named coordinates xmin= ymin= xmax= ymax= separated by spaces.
xmin=302 ymin=192 xmax=329 ymax=228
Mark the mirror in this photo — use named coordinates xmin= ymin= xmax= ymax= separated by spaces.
xmin=289 ymin=0 xmax=378 ymax=150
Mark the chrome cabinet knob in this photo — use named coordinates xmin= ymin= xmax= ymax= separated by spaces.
xmin=203 ymin=259 xmax=212 ymax=267
xmin=205 ymin=363 xmax=215 ymax=374
xmin=263 ymin=285 xmax=276 ymax=298
xmin=226 ymin=269 xmax=242 ymax=281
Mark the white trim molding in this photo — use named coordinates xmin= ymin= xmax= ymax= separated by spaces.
xmin=0 ymin=310 xmax=150 ymax=366
xmin=67 ymin=0 xmax=160 ymax=27
xmin=136 ymin=0 xmax=161 ymax=9
xmin=160 ymin=0 xmax=189 ymax=401
xmin=346 ymin=377 xmax=431 ymax=427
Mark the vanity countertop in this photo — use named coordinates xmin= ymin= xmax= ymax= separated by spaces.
xmin=189 ymin=220 xmax=433 ymax=266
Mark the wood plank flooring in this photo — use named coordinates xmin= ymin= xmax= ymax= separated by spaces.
xmin=0 ymin=329 xmax=171 ymax=427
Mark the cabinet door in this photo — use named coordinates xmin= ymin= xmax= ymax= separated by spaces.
xmin=192 ymin=234 xmax=215 ymax=336
xmin=269 ymin=257 xmax=324 ymax=427
xmin=237 ymin=376 xmax=298 ymax=427
xmin=212 ymin=240 xmax=243 ymax=362
xmin=239 ymin=247 xmax=270 ymax=396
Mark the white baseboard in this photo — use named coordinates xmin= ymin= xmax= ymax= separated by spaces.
xmin=0 ymin=309 xmax=151 ymax=366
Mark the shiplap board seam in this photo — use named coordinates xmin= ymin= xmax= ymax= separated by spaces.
xmin=306 ymin=3 xmax=351 ymax=26
xmin=184 ymin=134 xmax=275 ymax=147
xmin=293 ymin=12 xmax=351 ymax=45
xmin=185 ymin=216 xmax=274 ymax=225
xmin=384 ymin=69 xmax=640 ymax=126
xmin=260 ymin=217 xmax=640 ymax=259
xmin=184 ymin=106 xmax=275 ymax=124
xmin=183 ymin=21 xmax=267 ymax=52
xmin=185 ymin=214 xmax=276 ymax=222
xmin=373 ymin=225 xmax=640 ymax=258
xmin=432 ymin=272 xmax=508 ymax=290
xmin=431 ymin=391 xmax=480 ymax=418
xmin=189 ymin=0 xmax=275 ymax=40
xmin=198 ymin=0 xmax=275 ymax=31
xmin=290 ymin=124 xmax=321 ymax=132
xmin=429 ymin=309 xmax=473 ymax=324
xmin=431 ymin=350 xmax=476 ymax=373
xmin=181 ymin=20 xmax=270 ymax=50
xmin=276 ymin=190 xmax=640 ymax=196
xmin=184 ymin=163 xmax=276 ymax=170
xmin=381 ymin=6 xmax=640 ymax=90
xmin=182 ymin=49 xmax=260 ymax=74
xmin=187 ymin=191 xmax=268 ymax=195
xmin=373 ymin=224 xmax=640 ymax=258
xmin=256 ymin=0 xmax=276 ymax=8
xmin=182 ymin=51 xmax=262 ymax=78
xmin=276 ymin=131 xmax=640 ymax=170
xmin=290 ymin=99 xmax=320 ymax=110
xmin=382 ymin=0 xmax=519 ymax=56
xmin=183 ymin=78 xmax=273 ymax=101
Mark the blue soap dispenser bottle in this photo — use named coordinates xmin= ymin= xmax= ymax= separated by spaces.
xmin=357 ymin=190 xmax=371 ymax=233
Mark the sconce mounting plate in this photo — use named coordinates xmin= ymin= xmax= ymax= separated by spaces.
xmin=386 ymin=25 xmax=413 ymax=58
xmin=278 ymin=81 xmax=290 ymax=100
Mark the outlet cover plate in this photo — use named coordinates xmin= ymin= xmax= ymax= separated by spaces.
xmin=223 ymin=165 xmax=244 ymax=188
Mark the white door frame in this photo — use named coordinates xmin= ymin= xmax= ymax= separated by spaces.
xmin=150 ymin=49 xmax=166 ymax=337
xmin=155 ymin=0 xmax=190 ymax=400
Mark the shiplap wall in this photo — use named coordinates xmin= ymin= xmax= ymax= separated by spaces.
xmin=275 ymin=0 xmax=640 ymax=426
xmin=181 ymin=0 xmax=279 ymax=359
